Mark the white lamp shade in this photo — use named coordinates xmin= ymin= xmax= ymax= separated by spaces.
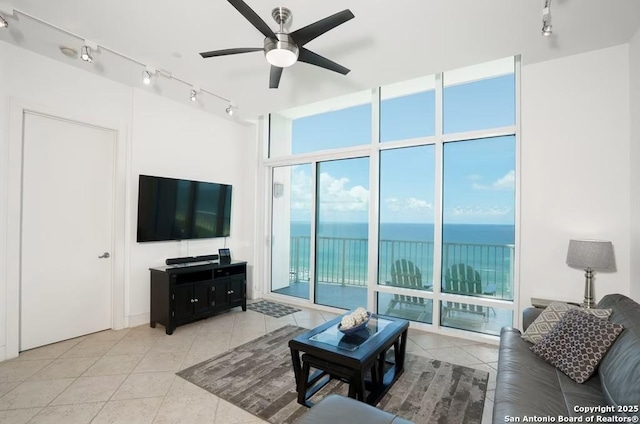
xmin=566 ymin=239 xmax=615 ymax=270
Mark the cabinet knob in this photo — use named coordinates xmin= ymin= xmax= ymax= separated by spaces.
xmin=194 ymin=298 xmax=198 ymax=302
xmin=190 ymin=299 xmax=194 ymax=303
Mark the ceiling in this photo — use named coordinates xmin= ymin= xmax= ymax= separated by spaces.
xmin=1 ymin=0 xmax=639 ymax=121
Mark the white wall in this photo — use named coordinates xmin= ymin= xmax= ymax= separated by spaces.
xmin=630 ymin=27 xmax=640 ymax=302
xmin=520 ymin=44 xmax=631 ymax=311
xmin=0 ymin=42 xmax=9 ymax=358
xmin=0 ymin=41 xmax=132 ymax=360
xmin=128 ymin=89 xmax=255 ymax=325
xmin=0 ymin=41 xmax=256 ymax=359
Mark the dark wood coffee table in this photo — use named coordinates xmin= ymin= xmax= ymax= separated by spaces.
xmin=289 ymin=314 xmax=409 ymax=407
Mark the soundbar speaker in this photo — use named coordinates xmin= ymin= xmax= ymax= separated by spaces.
xmin=166 ymin=254 xmax=219 ymax=265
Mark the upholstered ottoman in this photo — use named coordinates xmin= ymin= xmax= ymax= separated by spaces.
xmin=293 ymin=394 xmax=413 ymax=424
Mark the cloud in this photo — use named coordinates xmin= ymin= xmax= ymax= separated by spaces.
xmin=385 ymin=197 xmax=433 ymax=213
xmin=452 ymin=206 xmax=511 ymax=216
xmin=286 ymin=168 xmax=369 ymax=213
xmin=289 ymin=167 xmax=312 ymax=210
xmin=318 ymin=172 xmax=369 ymax=212
xmin=472 ymin=170 xmax=515 ymax=191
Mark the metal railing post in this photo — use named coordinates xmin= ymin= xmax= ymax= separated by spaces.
xmin=294 ymin=237 xmax=299 ymax=283
xmin=341 ymin=238 xmax=346 ymax=286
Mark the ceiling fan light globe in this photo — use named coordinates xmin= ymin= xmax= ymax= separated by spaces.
xmin=264 ymin=33 xmax=299 ymax=68
xmin=266 ymin=48 xmax=298 ymax=67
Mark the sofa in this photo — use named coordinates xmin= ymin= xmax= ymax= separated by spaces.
xmin=493 ymin=293 xmax=640 ymax=423
xmin=294 ymin=394 xmax=412 ymax=424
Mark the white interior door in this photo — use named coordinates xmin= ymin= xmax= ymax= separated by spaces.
xmin=20 ymin=112 xmax=115 ymax=351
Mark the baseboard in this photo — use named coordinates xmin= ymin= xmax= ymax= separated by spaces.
xmin=127 ymin=312 xmax=150 ymax=329
xmin=0 ymin=344 xmax=15 ymax=362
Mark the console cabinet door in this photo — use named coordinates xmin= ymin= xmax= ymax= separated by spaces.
xmin=173 ymin=285 xmax=194 ymax=323
xmin=212 ymin=280 xmax=229 ymax=311
xmin=193 ymin=281 xmax=212 ymax=316
xmin=228 ymin=278 xmax=244 ymax=307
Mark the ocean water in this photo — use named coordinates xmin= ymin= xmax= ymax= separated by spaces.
xmin=287 ymin=222 xmax=515 ymax=298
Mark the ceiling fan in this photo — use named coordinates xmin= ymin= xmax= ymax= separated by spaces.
xmin=199 ymin=0 xmax=355 ymax=89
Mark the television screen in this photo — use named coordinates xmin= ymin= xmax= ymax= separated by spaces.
xmin=136 ymin=175 xmax=232 ymax=242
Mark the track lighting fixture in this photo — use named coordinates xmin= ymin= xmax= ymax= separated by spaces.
xmin=542 ymin=0 xmax=552 ymax=37
xmin=142 ymin=66 xmax=156 ymax=85
xmin=7 ymin=8 xmax=236 ymax=115
xmin=80 ymin=45 xmax=92 ymax=62
xmin=80 ymin=40 xmax=97 ymax=63
xmin=142 ymin=70 xmax=152 ymax=85
xmin=0 ymin=4 xmax=12 ymax=29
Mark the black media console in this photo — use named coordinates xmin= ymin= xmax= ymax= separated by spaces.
xmin=149 ymin=260 xmax=247 ymax=335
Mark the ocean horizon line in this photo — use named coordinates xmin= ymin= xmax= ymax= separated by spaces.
xmin=290 ymin=221 xmax=515 ymax=226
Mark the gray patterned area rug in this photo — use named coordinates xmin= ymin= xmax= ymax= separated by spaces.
xmin=177 ymin=325 xmax=488 ymax=424
xmin=247 ymin=300 xmax=301 ymax=318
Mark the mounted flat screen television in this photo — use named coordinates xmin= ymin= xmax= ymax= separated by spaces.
xmin=136 ymin=175 xmax=232 ymax=242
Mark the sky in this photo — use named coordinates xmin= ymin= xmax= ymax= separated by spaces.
xmin=282 ymin=74 xmax=516 ymax=225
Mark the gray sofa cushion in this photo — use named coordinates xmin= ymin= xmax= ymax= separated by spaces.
xmin=293 ymin=395 xmax=413 ymax=424
xmin=596 ymin=294 xmax=640 ymax=412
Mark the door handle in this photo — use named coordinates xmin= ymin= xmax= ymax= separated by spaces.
xmin=98 ymin=252 xmax=110 ymax=259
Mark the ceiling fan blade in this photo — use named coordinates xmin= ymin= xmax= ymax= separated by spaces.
xmin=200 ymin=47 xmax=263 ymax=58
xmin=289 ymin=9 xmax=354 ymax=46
xmin=297 ymin=48 xmax=350 ymax=75
xmin=228 ymin=0 xmax=277 ymax=39
xmin=269 ymin=66 xmax=283 ymax=89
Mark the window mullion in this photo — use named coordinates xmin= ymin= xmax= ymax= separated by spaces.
xmin=368 ymin=87 xmax=381 ymax=312
xmin=432 ymin=72 xmax=444 ymax=330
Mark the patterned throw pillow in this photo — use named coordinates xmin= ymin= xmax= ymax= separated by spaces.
xmin=530 ymin=309 xmax=624 ymax=383
xmin=522 ymin=302 xmax=611 ymax=344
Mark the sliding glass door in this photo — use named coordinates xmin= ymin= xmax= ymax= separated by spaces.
xmin=315 ymin=158 xmax=369 ymax=310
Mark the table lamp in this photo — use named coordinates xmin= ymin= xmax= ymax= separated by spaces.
xmin=566 ymin=239 xmax=615 ymax=308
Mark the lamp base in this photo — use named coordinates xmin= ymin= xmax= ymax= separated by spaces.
xmin=582 ymin=268 xmax=595 ymax=309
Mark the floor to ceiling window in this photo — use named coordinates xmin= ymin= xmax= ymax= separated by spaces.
xmin=265 ymin=57 xmax=518 ymax=338
xmin=271 ymin=164 xmax=312 ymax=300
xmin=315 ymin=158 xmax=370 ymax=310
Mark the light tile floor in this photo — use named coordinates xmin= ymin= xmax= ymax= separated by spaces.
xmin=0 ymin=304 xmax=497 ymax=424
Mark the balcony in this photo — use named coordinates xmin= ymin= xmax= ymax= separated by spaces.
xmin=273 ymin=236 xmax=515 ymax=335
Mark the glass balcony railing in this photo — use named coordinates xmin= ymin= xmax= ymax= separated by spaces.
xmin=288 ymin=235 xmax=514 ymax=301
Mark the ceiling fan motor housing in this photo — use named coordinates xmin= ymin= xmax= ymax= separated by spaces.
xmin=264 ymin=33 xmax=299 ymax=67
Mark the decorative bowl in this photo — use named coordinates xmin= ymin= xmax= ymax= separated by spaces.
xmin=338 ymin=312 xmax=372 ymax=335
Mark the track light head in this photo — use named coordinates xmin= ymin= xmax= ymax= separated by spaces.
xmin=226 ymin=105 xmax=234 ymax=116
xmin=142 ymin=66 xmax=156 ymax=85
xmin=80 ymin=45 xmax=93 ymax=63
xmin=142 ymin=70 xmax=152 ymax=85
xmin=542 ymin=0 xmax=553 ymax=37
xmin=0 ymin=15 xmax=8 ymax=28
xmin=190 ymin=89 xmax=198 ymax=102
